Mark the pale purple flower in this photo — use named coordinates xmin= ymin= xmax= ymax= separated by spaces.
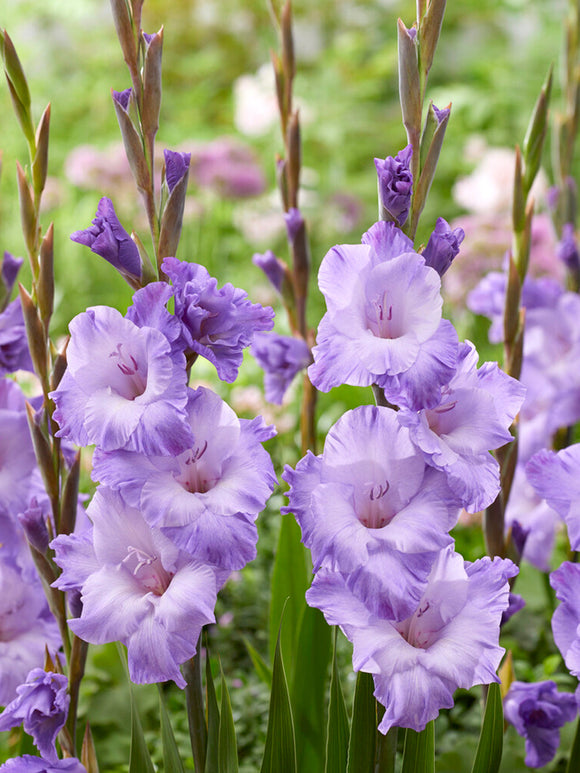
xmin=504 ymin=465 xmax=561 ymax=572
xmin=0 ymin=669 xmax=69 ymax=762
xmin=251 ymin=333 xmax=311 ymax=404
xmin=252 ymin=250 xmax=286 ymax=293
xmin=551 ymin=562 xmax=580 ymax=678
xmin=526 ymin=444 xmax=580 ymax=550
xmin=0 ymin=756 xmax=86 ymax=772
xmin=0 ymin=379 xmax=38 ymax=516
xmin=0 ymin=298 xmax=34 ymax=375
xmin=1 ymin=252 xmax=23 ymax=301
xmin=504 ymin=681 xmax=577 ymax=768
xmin=307 ymin=546 xmax=517 ymax=733
xmin=91 ymin=387 xmax=277 ymax=570
xmin=309 ymin=221 xmax=458 ymax=410
xmin=188 ymin=138 xmax=266 ymax=199
xmin=557 ymin=223 xmax=580 ymax=273
xmin=0 ymin=562 xmax=61 ymax=706
xmin=70 ymin=197 xmax=141 ymax=282
xmin=421 ymin=218 xmax=464 ymax=277
xmin=398 ymin=341 xmax=525 ymax=512
xmin=162 ymin=257 xmax=274 ymax=382
xmin=51 ymin=487 xmax=222 ymax=688
xmin=50 ymin=305 xmax=193 ymax=456
xmin=164 ymin=149 xmax=190 ymax=193
xmin=283 ymin=405 xmax=459 ymax=620
xmin=374 ymin=145 xmax=413 ymax=226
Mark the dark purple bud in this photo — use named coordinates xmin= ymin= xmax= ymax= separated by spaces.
xmin=284 ymin=207 xmax=304 ymax=244
xmin=375 ymin=145 xmax=413 ymax=226
xmin=432 ymin=103 xmax=450 ymax=124
xmin=112 ymin=88 xmax=132 ymax=112
xmin=557 ymin=223 xmax=580 ymax=272
xmin=71 ymin=197 xmax=141 ymax=281
xmin=422 ymin=217 xmax=465 ymax=276
xmin=164 ymin=149 xmax=191 ymax=194
xmin=1 ymin=251 xmax=23 ymax=296
xmin=18 ymin=498 xmax=50 ymax=553
xmin=511 ymin=519 xmax=530 ymax=558
xmin=501 ymin=592 xmax=525 ymax=626
xmin=252 ymin=250 xmax=286 ymax=293
xmin=142 ymin=32 xmax=156 ymax=46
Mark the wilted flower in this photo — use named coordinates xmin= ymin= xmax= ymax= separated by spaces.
xmin=504 ymin=681 xmax=577 ymax=768
xmin=0 ymin=669 xmax=69 ymax=762
xmin=307 ymin=546 xmax=517 ymax=733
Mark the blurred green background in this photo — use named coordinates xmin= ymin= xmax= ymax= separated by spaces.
xmin=1 ymin=1 xmax=577 ymax=770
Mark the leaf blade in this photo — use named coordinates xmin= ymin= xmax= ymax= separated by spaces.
xmin=471 ymin=683 xmax=503 ymax=773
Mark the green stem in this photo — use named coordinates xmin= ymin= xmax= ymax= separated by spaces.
xmin=183 ymin=640 xmax=207 ymax=773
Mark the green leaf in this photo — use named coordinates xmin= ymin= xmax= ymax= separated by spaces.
xmin=269 ymin=514 xmax=309 ymax=680
xmin=260 ymin=626 xmax=297 ymax=773
xmin=566 ymin=716 xmax=580 ymax=773
xmin=244 ymin=638 xmax=272 ymax=687
xmin=471 ymin=683 xmax=503 ymax=773
xmin=128 ymin=688 xmax=155 ymax=773
xmin=292 ymin=606 xmax=332 ymax=772
xmin=158 ymin=686 xmax=186 ymax=773
xmin=218 ymin=662 xmax=238 ymax=773
xmin=402 ymin=722 xmax=435 ymax=773
xmin=205 ymin=643 xmax=220 ymax=773
xmin=325 ymin=629 xmax=349 ymax=773
xmin=347 ymin=671 xmax=376 ymax=773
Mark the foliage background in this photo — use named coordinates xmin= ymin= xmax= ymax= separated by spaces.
xmin=0 ymin=0 xmax=577 ymax=770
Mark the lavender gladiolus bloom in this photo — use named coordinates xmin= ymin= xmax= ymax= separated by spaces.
xmin=0 ymin=669 xmax=69 ymax=762
xmin=252 ymin=250 xmax=286 ymax=293
xmin=375 ymin=145 xmax=413 ymax=226
xmin=557 ymin=223 xmax=580 ymax=272
xmin=526 ymin=444 xmax=580 ymax=549
xmin=0 ymin=756 xmax=86 ymax=772
xmin=92 ymin=387 xmax=277 ymax=569
xmin=164 ymin=149 xmax=191 ymax=193
xmin=70 ymin=197 xmax=141 ymax=281
xmin=50 ymin=305 xmax=193 ymax=456
xmin=283 ymin=405 xmax=459 ymax=620
xmin=52 ymin=487 xmax=222 ymax=687
xmin=162 ymin=256 xmax=274 ymax=382
xmin=0 ymin=298 xmax=34 ymax=375
xmin=422 ymin=217 xmax=465 ymax=277
xmin=504 ymin=681 xmax=577 ymax=768
xmin=307 ymin=546 xmax=517 ymax=733
xmin=0 ymin=562 xmax=61 ymax=705
xmin=251 ymin=332 xmax=311 ymax=404
xmin=550 ymin=562 xmax=580 ymax=678
xmin=309 ymin=221 xmax=458 ymax=409
xmin=398 ymin=341 xmax=525 ymax=512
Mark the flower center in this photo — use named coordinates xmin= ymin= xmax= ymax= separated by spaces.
xmin=123 ymin=545 xmax=172 ymax=596
xmin=426 ymin=399 xmax=458 ymax=434
xmin=109 ymin=342 xmax=147 ymax=399
xmin=174 ymin=441 xmax=217 ymax=494
xmin=357 ymin=479 xmax=394 ymax=528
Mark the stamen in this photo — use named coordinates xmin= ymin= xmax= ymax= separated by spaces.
xmin=434 ymin=400 xmax=457 ymax=414
xmin=369 ymin=480 xmax=390 ymax=501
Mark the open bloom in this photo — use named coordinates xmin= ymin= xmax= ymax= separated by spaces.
xmin=51 ymin=487 xmax=223 ymax=688
xmin=398 ymin=341 xmax=525 ymax=512
xmin=283 ymin=405 xmax=459 ymax=620
xmin=504 ymin=680 xmax=577 ymax=768
xmin=162 ymin=257 xmax=274 ymax=383
xmin=91 ymin=387 xmax=277 ymax=570
xmin=50 ymin=305 xmax=193 ymax=456
xmin=0 ymin=669 xmax=69 ymax=762
xmin=309 ymin=221 xmax=458 ymax=409
xmin=307 ymin=546 xmax=516 ymax=733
